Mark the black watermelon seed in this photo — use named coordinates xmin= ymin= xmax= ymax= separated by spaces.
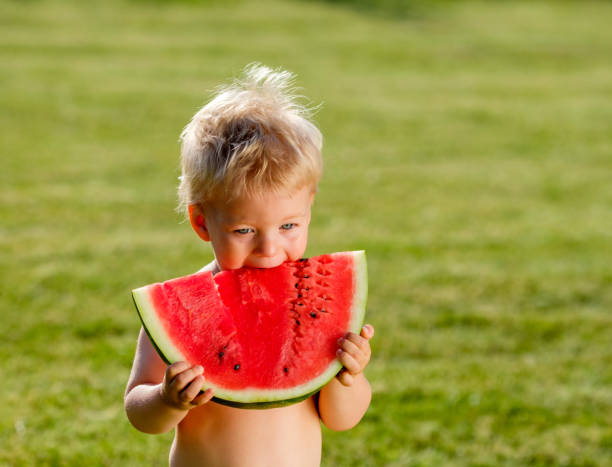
xmin=218 ymin=351 xmax=224 ymax=358
xmin=310 ymin=312 xmax=317 ymax=318
xmin=234 ymin=364 xmax=240 ymax=371
xmin=297 ymin=293 xmax=302 ymax=298
xmin=303 ymin=274 xmax=310 ymax=278
xmin=298 ymin=302 xmax=303 ymax=306
xmin=295 ymin=319 xmax=300 ymax=326
xmin=294 ymin=283 xmax=299 ymax=288
xmin=284 ymin=367 xmax=289 ymax=373
xmin=299 ymin=258 xmax=307 ymax=262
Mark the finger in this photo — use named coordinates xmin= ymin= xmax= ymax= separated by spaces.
xmin=343 ymin=331 xmax=369 ymax=347
xmin=165 ymin=361 xmax=190 ymax=382
xmin=342 ymin=332 xmax=371 ymax=358
xmin=360 ymin=324 xmax=374 ymax=340
xmin=339 ymin=341 xmax=370 ymax=371
xmin=337 ymin=348 xmax=361 ymax=375
xmin=191 ymin=387 xmax=215 ymax=406
xmin=338 ymin=336 xmax=361 ymax=357
xmin=179 ymin=375 xmax=205 ymax=402
xmin=336 ymin=369 xmax=354 ymax=387
xmin=170 ymin=365 xmax=204 ymax=392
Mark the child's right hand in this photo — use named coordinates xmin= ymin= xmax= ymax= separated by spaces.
xmin=159 ymin=361 xmax=214 ymax=411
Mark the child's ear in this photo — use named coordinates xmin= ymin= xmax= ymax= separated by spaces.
xmin=307 ymin=192 xmax=315 ymax=223
xmin=188 ymin=204 xmax=210 ymax=242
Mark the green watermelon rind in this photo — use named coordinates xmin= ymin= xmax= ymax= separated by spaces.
xmin=131 ymin=250 xmax=367 ymax=409
xmin=132 ymin=290 xmax=188 ymax=364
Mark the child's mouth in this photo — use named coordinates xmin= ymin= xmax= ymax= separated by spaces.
xmin=245 ymin=257 xmax=285 ymax=269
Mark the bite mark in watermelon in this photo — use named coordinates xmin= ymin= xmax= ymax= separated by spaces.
xmin=132 ymin=251 xmax=367 ymax=408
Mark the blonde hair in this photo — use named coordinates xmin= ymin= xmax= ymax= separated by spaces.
xmin=178 ymin=64 xmax=323 ymax=216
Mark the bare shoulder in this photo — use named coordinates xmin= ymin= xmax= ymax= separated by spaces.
xmin=125 ymin=327 xmax=167 ymax=394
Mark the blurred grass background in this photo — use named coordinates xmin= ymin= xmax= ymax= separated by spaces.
xmin=1 ymin=0 xmax=612 ymax=465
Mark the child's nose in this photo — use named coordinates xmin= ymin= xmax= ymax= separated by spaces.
xmin=255 ymin=234 xmax=277 ymax=257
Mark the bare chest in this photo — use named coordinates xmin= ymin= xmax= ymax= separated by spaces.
xmin=171 ymin=398 xmax=322 ymax=467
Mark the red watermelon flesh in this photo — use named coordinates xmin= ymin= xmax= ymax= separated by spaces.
xmin=132 ymin=251 xmax=367 ymax=408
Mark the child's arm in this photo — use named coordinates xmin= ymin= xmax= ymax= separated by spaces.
xmin=317 ymin=325 xmax=374 ymax=431
xmin=124 ymin=328 xmax=214 ymax=434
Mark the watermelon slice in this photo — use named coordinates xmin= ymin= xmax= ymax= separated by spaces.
xmin=131 ymin=250 xmax=367 ymax=408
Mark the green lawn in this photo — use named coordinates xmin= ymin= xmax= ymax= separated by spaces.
xmin=1 ymin=0 xmax=611 ymax=465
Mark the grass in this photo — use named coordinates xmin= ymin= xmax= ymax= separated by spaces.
xmin=1 ymin=0 xmax=612 ymax=465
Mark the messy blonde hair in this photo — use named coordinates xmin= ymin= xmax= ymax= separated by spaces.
xmin=178 ymin=64 xmax=323 ymax=216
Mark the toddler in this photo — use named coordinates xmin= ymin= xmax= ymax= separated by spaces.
xmin=124 ymin=64 xmax=374 ymax=467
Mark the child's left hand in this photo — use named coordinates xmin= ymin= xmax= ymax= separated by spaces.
xmin=335 ymin=324 xmax=374 ymax=387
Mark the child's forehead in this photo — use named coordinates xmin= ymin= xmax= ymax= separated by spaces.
xmin=209 ymin=187 xmax=313 ymax=223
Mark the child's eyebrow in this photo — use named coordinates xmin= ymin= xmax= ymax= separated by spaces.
xmin=280 ymin=212 xmax=308 ymax=221
xmin=225 ymin=211 xmax=308 ymax=225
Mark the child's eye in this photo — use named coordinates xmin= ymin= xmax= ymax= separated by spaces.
xmin=280 ymin=223 xmax=296 ymax=231
xmin=234 ymin=228 xmax=254 ymax=235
